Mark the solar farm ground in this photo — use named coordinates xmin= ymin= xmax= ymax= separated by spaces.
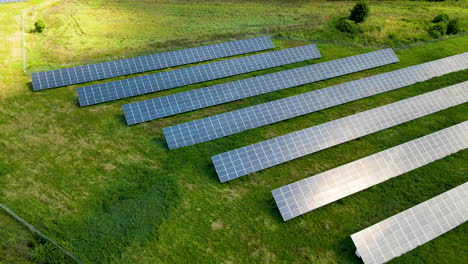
xmin=1 ymin=0 xmax=467 ymax=263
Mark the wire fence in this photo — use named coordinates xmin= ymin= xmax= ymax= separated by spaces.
xmin=0 ymin=203 xmax=82 ymax=264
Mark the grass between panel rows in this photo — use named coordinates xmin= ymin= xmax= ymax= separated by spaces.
xmin=1 ymin=34 xmax=467 ymax=263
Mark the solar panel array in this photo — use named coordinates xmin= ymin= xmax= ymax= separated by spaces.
xmin=163 ymin=53 xmax=468 ymax=149
xmin=0 ymin=0 xmax=28 ymax=3
xmin=351 ymin=182 xmax=468 ymax=264
xmin=31 ymin=36 xmax=273 ymax=91
xmin=212 ymin=81 xmax=468 ymax=183
xmin=78 ymin=44 xmax=320 ymax=106
xmin=272 ymin=122 xmax=468 ymax=221
xmin=123 ymin=48 xmax=399 ymax=125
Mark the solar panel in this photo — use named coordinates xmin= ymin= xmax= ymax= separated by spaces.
xmin=212 ymin=81 xmax=468 ymax=183
xmin=124 ymin=48 xmax=399 ymax=125
xmin=78 ymin=44 xmax=321 ymax=106
xmin=31 ymin=36 xmax=274 ymax=91
xmin=272 ymin=122 xmax=468 ymax=221
xmin=164 ymin=53 xmax=468 ymax=149
xmin=351 ymin=182 xmax=468 ymax=264
xmin=0 ymin=0 xmax=28 ymax=3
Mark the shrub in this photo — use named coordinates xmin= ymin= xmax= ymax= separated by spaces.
xmin=429 ymin=22 xmax=447 ymax=38
xmin=428 ymin=28 xmax=442 ymax=38
xmin=34 ymin=20 xmax=45 ymax=33
xmin=336 ymin=18 xmax=361 ymax=34
xmin=432 ymin=13 xmax=449 ymax=24
xmin=447 ymin=19 xmax=461 ymax=34
xmin=274 ymin=31 xmax=285 ymax=38
xmin=349 ymin=2 xmax=370 ymax=23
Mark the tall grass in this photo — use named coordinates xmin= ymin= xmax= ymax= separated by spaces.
xmin=0 ymin=0 xmax=467 ymax=263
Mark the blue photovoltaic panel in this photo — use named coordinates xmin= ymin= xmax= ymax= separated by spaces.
xmin=163 ymin=53 xmax=467 ymax=149
xmin=0 ymin=0 xmax=28 ymax=3
xmin=31 ymin=36 xmax=273 ymax=91
xmin=78 ymin=44 xmax=321 ymax=106
xmin=272 ymin=122 xmax=468 ymax=221
xmin=212 ymin=81 xmax=468 ymax=183
xmin=124 ymin=48 xmax=399 ymax=125
xmin=351 ymin=182 xmax=468 ymax=264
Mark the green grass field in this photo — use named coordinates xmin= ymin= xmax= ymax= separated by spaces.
xmin=1 ymin=0 xmax=467 ymax=263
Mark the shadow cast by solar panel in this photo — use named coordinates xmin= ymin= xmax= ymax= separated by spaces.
xmin=73 ymin=97 xmax=81 ymax=107
xmin=151 ymin=136 xmax=171 ymax=151
xmin=337 ymin=236 xmax=361 ymax=263
xmin=115 ymin=113 xmax=128 ymax=126
xmin=265 ymin=196 xmax=287 ymax=222
xmin=25 ymin=82 xmax=33 ymax=92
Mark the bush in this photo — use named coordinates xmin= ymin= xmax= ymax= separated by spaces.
xmin=336 ymin=18 xmax=361 ymax=34
xmin=429 ymin=22 xmax=447 ymax=38
xmin=428 ymin=28 xmax=442 ymax=38
xmin=34 ymin=20 xmax=45 ymax=33
xmin=447 ymin=19 xmax=461 ymax=34
xmin=432 ymin=13 xmax=449 ymax=24
xmin=349 ymin=2 xmax=370 ymax=23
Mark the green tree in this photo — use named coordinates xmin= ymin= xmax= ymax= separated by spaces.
xmin=34 ymin=20 xmax=45 ymax=33
xmin=447 ymin=19 xmax=462 ymax=34
xmin=432 ymin=13 xmax=450 ymax=24
xmin=349 ymin=2 xmax=370 ymax=23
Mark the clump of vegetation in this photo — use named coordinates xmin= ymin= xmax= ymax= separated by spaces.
xmin=432 ymin=13 xmax=449 ymax=24
xmin=429 ymin=22 xmax=447 ymax=38
xmin=428 ymin=13 xmax=463 ymax=38
xmin=349 ymin=1 xmax=370 ymax=23
xmin=336 ymin=17 xmax=361 ymax=34
xmin=34 ymin=20 xmax=45 ymax=33
xmin=447 ymin=18 xmax=461 ymax=34
xmin=336 ymin=2 xmax=369 ymax=34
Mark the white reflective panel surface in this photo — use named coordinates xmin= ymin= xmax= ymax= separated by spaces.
xmin=79 ymin=44 xmax=320 ymax=106
xmin=351 ymin=182 xmax=468 ymax=264
xmin=164 ymin=53 xmax=467 ymax=149
xmin=213 ymin=81 xmax=468 ymax=182
xmin=125 ymin=48 xmax=398 ymax=125
xmin=272 ymin=122 xmax=468 ymax=221
xmin=32 ymin=36 xmax=273 ymax=91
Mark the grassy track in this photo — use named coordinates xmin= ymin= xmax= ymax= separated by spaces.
xmin=0 ymin=0 xmax=467 ymax=263
xmin=24 ymin=0 xmax=467 ymax=71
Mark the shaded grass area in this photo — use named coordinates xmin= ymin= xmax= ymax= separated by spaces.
xmin=24 ymin=0 xmax=467 ymax=70
xmin=0 ymin=209 xmax=76 ymax=264
xmin=0 ymin=0 xmax=467 ymax=262
xmin=60 ymin=165 xmax=179 ymax=263
xmin=0 ymin=32 xmax=467 ymax=263
xmin=0 ymin=210 xmax=35 ymax=264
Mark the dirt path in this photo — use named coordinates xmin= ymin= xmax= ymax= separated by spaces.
xmin=0 ymin=7 xmax=30 ymax=99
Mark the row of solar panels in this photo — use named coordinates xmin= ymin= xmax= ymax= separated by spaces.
xmin=352 ymin=181 xmax=467 ymax=264
xmin=214 ymin=81 xmax=468 ymax=182
xmin=163 ymin=53 xmax=467 ymax=149
xmin=32 ymin=36 xmax=467 ymax=262
xmin=32 ymin=36 xmax=275 ymax=90
xmin=273 ymin=121 xmax=468 ymax=221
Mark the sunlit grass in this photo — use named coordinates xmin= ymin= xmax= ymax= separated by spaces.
xmin=24 ymin=0 xmax=467 ymax=70
xmin=0 ymin=0 xmax=467 ymax=263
